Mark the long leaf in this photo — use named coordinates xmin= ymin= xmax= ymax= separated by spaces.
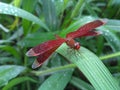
xmin=106 ymin=19 xmax=120 ymax=32
xmin=71 ymin=0 xmax=85 ymax=18
xmin=0 ymin=65 xmax=25 ymax=87
xmin=42 ymin=0 xmax=58 ymax=31
xmin=22 ymin=0 xmax=37 ymax=35
xmin=70 ymin=76 xmax=94 ymax=90
xmin=38 ymin=69 xmax=73 ymax=90
xmin=101 ymin=27 xmax=120 ymax=51
xmin=0 ymin=2 xmax=49 ymax=31
xmin=2 ymin=76 xmax=37 ymax=90
xmin=0 ymin=45 xmax=20 ymax=59
xmin=57 ymin=43 xmax=120 ymax=90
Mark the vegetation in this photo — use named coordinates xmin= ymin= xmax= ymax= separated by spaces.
xmin=0 ymin=0 xmax=120 ymax=90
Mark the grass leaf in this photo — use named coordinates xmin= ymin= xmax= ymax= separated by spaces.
xmin=0 ymin=45 xmax=20 ymax=59
xmin=70 ymin=76 xmax=94 ymax=90
xmin=0 ymin=65 xmax=25 ymax=87
xmin=42 ymin=0 xmax=58 ymax=31
xmin=2 ymin=76 xmax=37 ymax=90
xmin=38 ymin=69 xmax=73 ymax=90
xmin=57 ymin=43 xmax=120 ymax=90
xmin=0 ymin=2 xmax=49 ymax=31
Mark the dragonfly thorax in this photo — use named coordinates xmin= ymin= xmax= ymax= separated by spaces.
xmin=65 ymin=38 xmax=80 ymax=50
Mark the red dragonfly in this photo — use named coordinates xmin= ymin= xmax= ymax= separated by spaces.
xmin=26 ymin=20 xmax=106 ymax=69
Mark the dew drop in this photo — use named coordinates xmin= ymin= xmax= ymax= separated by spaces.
xmin=47 ymin=81 xmax=51 ymax=87
xmin=9 ymin=5 xmax=12 ymax=8
xmin=3 ymin=11 xmax=7 ymax=14
xmin=56 ymin=83 xmax=59 ymax=88
xmin=63 ymin=73 xmax=66 ymax=77
xmin=5 ymin=7 xmax=8 ymax=11
xmin=15 ymin=13 xmax=18 ymax=16
xmin=110 ymin=39 xmax=113 ymax=42
xmin=11 ymin=9 xmax=15 ymax=14
xmin=0 ymin=9 xmax=2 ymax=13
xmin=14 ymin=9 xmax=18 ymax=13
xmin=104 ymin=33 xmax=108 ymax=36
xmin=106 ymin=30 xmax=109 ymax=33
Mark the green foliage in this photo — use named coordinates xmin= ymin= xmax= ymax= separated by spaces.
xmin=70 ymin=76 xmax=94 ymax=90
xmin=2 ymin=76 xmax=37 ymax=90
xmin=57 ymin=44 xmax=120 ymax=90
xmin=38 ymin=69 xmax=73 ymax=90
xmin=0 ymin=2 xmax=49 ymax=31
xmin=0 ymin=65 xmax=25 ymax=87
xmin=0 ymin=0 xmax=120 ymax=90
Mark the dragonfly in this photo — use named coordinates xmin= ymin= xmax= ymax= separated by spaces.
xmin=26 ymin=19 xmax=106 ymax=69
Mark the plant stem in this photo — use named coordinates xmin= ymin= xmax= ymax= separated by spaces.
xmin=32 ymin=51 xmax=120 ymax=76
xmin=100 ymin=52 xmax=120 ymax=60
xmin=31 ymin=64 xmax=76 ymax=76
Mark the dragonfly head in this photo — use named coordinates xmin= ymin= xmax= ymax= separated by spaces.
xmin=65 ymin=38 xmax=80 ymax=50
xmin=74 ymin=42 xmax=80 ymax=50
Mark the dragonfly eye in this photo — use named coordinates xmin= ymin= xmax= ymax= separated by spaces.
xmin=74 ymin=42 xmax=80 ymax=50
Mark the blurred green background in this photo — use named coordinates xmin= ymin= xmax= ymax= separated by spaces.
xmin=0 ymin=0 xmax=120 ymax=90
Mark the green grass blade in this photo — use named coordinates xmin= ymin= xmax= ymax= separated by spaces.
xmin=38 ymin=69 xmax=73 ymax=90
xmin=42 ymin=0 xmax=58 ymax=31
xmin=2 ymin=76 xmax=37 ymax=90
xmin=100 ymin=51 xmax=120 ymax=60
xmin=101 ymin=27 xmax=120 ymax=51
xmin=71 ymin=0 xmax=84 ymax=18
xmin=57 ymin=43 xmax=120 ymax=90
xmin=106 ymin=19 xmax=120 ymax=32
xmin=22 ymin=0 xmax=37 ymax=35
xmin=0 ymin=65 xmax=25 ymax=87
xmin=0 ymin=2 xmax=49 ymax=31
xmin=0 ymin=57 xmax=18 ymax=64
xmin=85 ymin=1 xmax=98 ymax=17
xmin=31 ymin=64 xmax=75 ymax=76
xmin=70 ymin=76 xmax=94 ymax=90
xmin=0 ymin=45 xmax=20 ymax=59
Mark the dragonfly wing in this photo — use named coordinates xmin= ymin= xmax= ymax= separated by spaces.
xmin=80 ymin=29 xmax=102 ymax=37
xmin=32 ymin=46 xmax=60 ymax=69
xmin=26 ymin=38 xmax=65 ymax=57
xmin=66 ymin=19 xmax=106 ymax=39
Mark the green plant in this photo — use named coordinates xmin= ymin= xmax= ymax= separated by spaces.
xmin=0 ymin=0 xmax=120 ymax=90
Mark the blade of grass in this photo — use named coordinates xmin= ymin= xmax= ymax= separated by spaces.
xmin=57 ymin=43 xmax=120 ymax=90
xmin=42 ymin=0 xmax=58 ymax=31
xmin=0 ymin=65 xmax=25 ymax=87
xmin=85 ymin=1 xmax=98 ymax=17
xmin=0 ymin=45 xmax=20 ymax=59
xmin=31 ymin=64 xmax=75 ymax=76
xmin=100 ymin=52 xmax=120 ymax=60
xmin=70 ymin=76 xmax=94 ymax=90
xmin=22 ymin=0 xmax=37 ymax=35
xmin=0 ymin=2 xmax=49 ymax=31
xmin=2 ymin=76 xmax=37 ymax=90
xmin=38 ymin=69 xmax=73 ymax=90
xmin=101 ymin=27 xmax=120 ymax=51
xmin=31 ymin=51 xmax=120 ymax=76
xmin=71 ymin=0 xmax=84 ymax=18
